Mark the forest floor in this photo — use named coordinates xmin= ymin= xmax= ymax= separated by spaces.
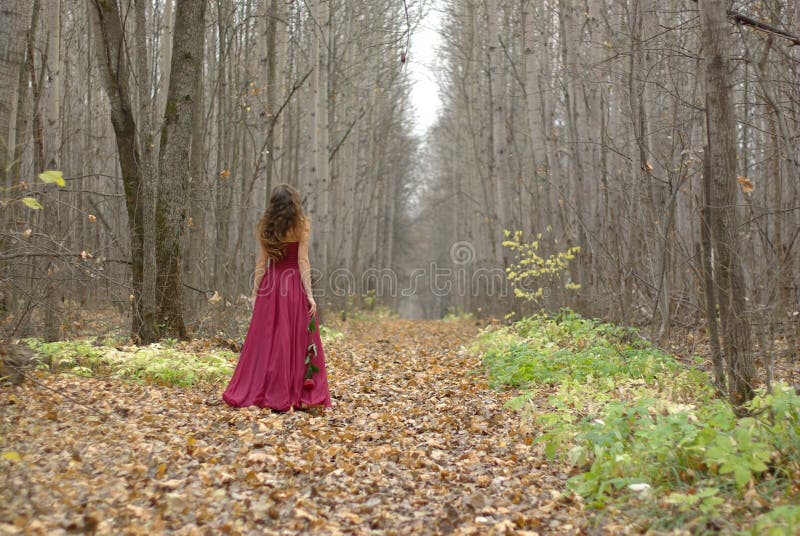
xmin=0 ymin=318 xmax=597 ymax=535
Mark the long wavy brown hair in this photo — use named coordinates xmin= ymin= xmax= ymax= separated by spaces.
xmin=256 ymin=183 xmax=306 ymax=261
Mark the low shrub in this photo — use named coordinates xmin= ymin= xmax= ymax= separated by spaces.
xmin=474 ymin=309 xmax=800 ymax=532
xmin=24 ymin=338 xmax=236 ymax=387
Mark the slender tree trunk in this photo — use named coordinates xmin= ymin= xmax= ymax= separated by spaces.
xmin=702 ymin=145 xmax=726 ymax=391
xmin=87 ymin=0 xmax=158 ymax=343
xmin=10 ymin=0 xmax=40 ymax=187
xmin=0 ymin=0 xmax=34 ymax=327
xmin=559 ymin=0 xmax=587 ymax=307
xmin=43 ymin=0 xmax=63 ymax=344
xmin=29 ymin=12 xmax=46 ymax=174
xmin=699 ymin=0 xmax=756 ymax=405
xmin=307 ymin=0 xmax=323 ymax=241
xmin=186 ymin=8 xmax=207 ymax=307
xmin=0 ymin=1 xmax=34 ymax=185
xmin=133 ymin=0 xmax=159 ymax=341
xmin=213 ymin=1 xmax=234 ymax=297
xmin=263 ymin=0 xmax=280 ymax=196
xmin=45 ymin=0 xmax=62 ymax=170
xmin=157 ymin=0 xmax=175 ymax=124
xmin=318 ymin=0 xmax=331 ymax=278
xmin=485 ymin=0 xmax=507 ymax=267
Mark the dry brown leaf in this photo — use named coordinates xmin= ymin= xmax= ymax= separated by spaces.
xmin=738 ymin=176 xmax=755 ymax=193
xmin=0 ymin=318 xmax=589 ymax=534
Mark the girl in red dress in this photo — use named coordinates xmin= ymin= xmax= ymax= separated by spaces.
xmin=222 ymin=184 xmax=331 ymax=412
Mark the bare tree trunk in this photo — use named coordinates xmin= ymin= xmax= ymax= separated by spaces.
xmin=485 ymin=0 xmax=506 ymax=267
xmin=307 ymin=0 xmax=323 ymax=243
xmin=157 ymin=0 xmax=175 ymax=124
xmin=133 ymin=0 xmax=158 ymax=342
xmin=87 ymin=0 xmax=157 ymax=343
xmin=213 ymin=1 xmax=234 ymax=297
xmin=558 ymin=0 xmax=587 ymax=307
xmin=42 ymin=0 xmax=63 ymax=342
xmin=702 ymin=145 xmax=726 ymax=391
xmin=186 ymin=6 xmax=207 ymax=308
xmin=0 ymin=1 xmax=34 ymax=185
xmin=264 ymin=0 xmax=279 ymax=195
xmin=8 ymin=0 xmax=40 ymax=234
xmin=45 ymin=0 xmax=62 ymax=170
xmin=28 ymin=12 xmax=46 ymax=174
xmin=699 ymin=0 xmax=756 ymax=405
xmin=155 ymin=0 xmax=207 ymax=340
xmin=318 ymin=0 xmax=331 ymax=277
xmin=0 ymin=0 xmax=34 ymax=328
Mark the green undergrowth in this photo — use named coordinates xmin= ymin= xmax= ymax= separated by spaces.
xmin=472 ymin=309 xmax=800 ymax=534
xmin=442 ymin=309 xmax=475 ymax=322
xmin=320 ymin=325 xmax=344 ymax=341
xmin=23 ymin=338 xmax=236 ymax=387
xmin=24 ymin=327 xmax=345 ymax=388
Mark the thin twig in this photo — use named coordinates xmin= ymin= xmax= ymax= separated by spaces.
xmin=329 ymin=109 xmax=367 ymax=163
xmin=402 ymin=0 xmax=412 ymax=59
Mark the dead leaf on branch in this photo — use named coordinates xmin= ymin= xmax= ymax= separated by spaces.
xmin=738 ymin=176 xmax=755 ymax=193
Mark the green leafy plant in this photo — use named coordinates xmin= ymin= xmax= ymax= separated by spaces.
xmin=502 ymin=230 xmax=581 ymax=302
xmin=25 ymin=337 xmax=235 ymax=387
xmin=442 ymin=309 xmax=475 ymax=322
xmin=474 ymin=310 xmax=800 ymax=531
xmin=754 ymin=506 xmax=800 ymax=535
xmin=320 ymin=324 xmax=344 ymax=342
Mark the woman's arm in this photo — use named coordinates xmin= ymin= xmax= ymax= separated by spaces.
xmin=297 ymin=219 xmax=316 ymax=315
xmin=252 ymin=243 xmax=268 ymax=300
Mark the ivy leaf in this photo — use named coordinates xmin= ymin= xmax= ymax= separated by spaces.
xmin=22 ymin=197 xmax=43 ymax=210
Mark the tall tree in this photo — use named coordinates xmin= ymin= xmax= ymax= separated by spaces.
xmin=86 ymin=0 xmax=156 ymax=343
xmin=0 ymin=1 xmax=34 ymax=185
xmin=485 ymin=0 xmax=507 ymax=265
xmin=155 ymin=0 xmax=207 ymax=339
xmin=698 ymin=0 xmax=756 ymax=404
xmin=44 ymin=0 xmax=61 ymax=170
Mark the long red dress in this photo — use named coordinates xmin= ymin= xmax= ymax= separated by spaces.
xmin=222 ymin=242 xmax=331 ymax=411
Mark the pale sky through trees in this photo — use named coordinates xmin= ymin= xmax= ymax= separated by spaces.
xmin=408 ymin=1 xmax=443 ymax=136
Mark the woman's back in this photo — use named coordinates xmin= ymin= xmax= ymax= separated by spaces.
xmin=268 ymin=221 xmax=306 ymax=266
xmin=271 ymin=241 xmax=299 ymax=267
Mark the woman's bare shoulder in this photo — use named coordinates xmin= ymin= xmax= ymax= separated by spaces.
xmin=293 ymin=217 xmax=310 ymax=239
xmin=283 ymin=218 xmax=310 ymax=242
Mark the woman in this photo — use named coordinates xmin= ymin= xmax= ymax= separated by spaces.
xmin=222 ymin=184 xmax=331 ymax=412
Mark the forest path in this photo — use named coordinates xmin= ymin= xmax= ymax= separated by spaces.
xmin=1 ymin=319 xmax=588 ymax=535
